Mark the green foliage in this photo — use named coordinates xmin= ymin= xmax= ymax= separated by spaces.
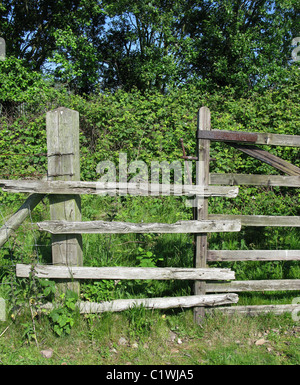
xmin=48 ymin=291 xmax=78 ymax=336
xmin=39 ymin=279 xmax=56 ymax=300
xmin=1 ymin=76 xmax=299 ymax=303
xmin=21 ymin=320 xmax=37 ymax=345
xmin=0 ymin=308 xmax=299 ymax=364
xmin=136 ymin=246 xmax=163 ymax=268
xmin=0 ymin=57 xmax=48 ymax=103
xmin=183 ymin=0 xmax=299 ymax=95
xmin=124 ymin=305 xmax=154 ymax=340
xmin=81 ymin=279 xmax=116 ymax=302
xmin=1 ymin=1 xmax=299 ymax=94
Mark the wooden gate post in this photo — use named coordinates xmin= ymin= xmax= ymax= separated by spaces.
xmin=194 ymin=107 xmax=211 ymax=323
xmin=46 ymin=107 xmax=83 ymax=294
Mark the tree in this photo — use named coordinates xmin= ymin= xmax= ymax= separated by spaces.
xmin=100 ymin=0 xmax=186 ymax=93
xmin=0 ymin=0 xmax=299 ymax=94
xmin=48 ymin=0 xmax=107 ymax=94
xmin=100 ymin=0 xmax=300 ymax=94
xmin=0 ymin=1 xmax=82 ymax=69
xmin=180 ymin=0 xmax=300 ymax=94
xmin=0 ymin=0 xmax=106 ymax=93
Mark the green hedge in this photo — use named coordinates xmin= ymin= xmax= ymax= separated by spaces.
xmin=0 ymin=61 xmax=299 ymax=216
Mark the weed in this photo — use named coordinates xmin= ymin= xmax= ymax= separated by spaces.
xmin=124 ymin=305 xmax=155 ymax=341
xmin=81 ymin=279 xmax=116 ymax=302
xmin=47 ymin=291 xmax=79 ymax=337
xmin=21 ymin=321 xmax=37 ymax=345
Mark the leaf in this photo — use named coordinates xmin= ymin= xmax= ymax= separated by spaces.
xmin=53 ymin=325 xmax=62 ymax=336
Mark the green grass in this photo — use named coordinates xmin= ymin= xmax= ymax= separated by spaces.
xmin=0 ymin=308 xmax=299 ymax=365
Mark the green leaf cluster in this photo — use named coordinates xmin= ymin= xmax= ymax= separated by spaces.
xmin=48 ymin=291 xmax=78 ymax=336
xmin=1 ymin=0 xmax=299 ymax=94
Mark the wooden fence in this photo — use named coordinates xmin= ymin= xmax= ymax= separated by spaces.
xmin=1 ymin=106 xmax=299 ymax=321
xmin=196 ymin=111 xmax=300 ymax=317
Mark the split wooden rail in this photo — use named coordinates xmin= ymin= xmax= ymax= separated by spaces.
xmin=1 ymin=106 xmax=299 ymax=320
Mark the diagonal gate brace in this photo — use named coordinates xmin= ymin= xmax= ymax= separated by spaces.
xmin=227 ymin=143 xmax=300 ymax=176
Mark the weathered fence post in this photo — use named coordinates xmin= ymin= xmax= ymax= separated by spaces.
xmin=194 ymin=106 xmax=211 ymax=323
xmin=46 ymin=107 xmax=83 ymax=294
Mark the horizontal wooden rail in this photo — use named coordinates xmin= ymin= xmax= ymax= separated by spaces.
xmin=208 ymin=249 xmax=300 ymax=261
xmin=40 ymin=293 xmax=239 ymax=314
xmin=37 ymin=219 xmax=242 ymax=234
xmin=16 ymin=264 xmax=235 ymax=281
xmin=209 ymin=214 xmax=300 ymax=227
xmin=210 ymin=173 xmax=300 ymax=187
xmin=2 ymin=176 xmax=300 ymax=192
xmin=197 ymin=130 xmax=258 ymax=143
xmin=207 ymin=279 xmax=300 ymax=292
xmin=209 ymin=304 xmax=299 ymax=316
xmin=0 ymin=180 xmax=239 ymax=198
xmin=197 ymin=129 xmax=300 ymax=147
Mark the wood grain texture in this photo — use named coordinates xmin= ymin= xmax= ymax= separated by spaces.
xmin=207 ymin=279 xmax=300 ymax=292
xmin=37 ymin=219 xmax=242 ymax=234
xmin=40 ymin=293 xmax=239 ymax=313
xmin=228 ymin=143 xmax=300 ymax=176
xmin=209 ymin=304 xmax=300 ymax=315
xmin=0 ymin=180 xmax=239 ymax=197
xmin=16 ymin=264 xmax=235 ymax=281
xmin=208 ymin=214 xmax=300 ymax=227
xmin=198 ymin=129 xmax=300 ymax=147
xmin=46 ymin=107 xmax=83 ymax=294
xmin=194 ymin=106 xmax=211 ymax=322
xmin=209 ymin=173 xmax=300 ymax=187
xmin=208 ymin=249 xmax=300 ymax=261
